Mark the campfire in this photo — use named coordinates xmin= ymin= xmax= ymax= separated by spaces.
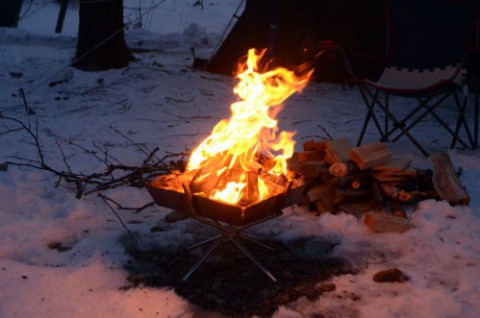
xmin=145 ymin=48 xmax=471 ymax=284
xmin=149 ymin=48 xmax=312 ymax=213
xmin=146 ymin=49 xmax=316 ymax=282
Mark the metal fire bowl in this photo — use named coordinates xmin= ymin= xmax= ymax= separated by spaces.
xmin=146 ymin=182 xmax=304 ymax=226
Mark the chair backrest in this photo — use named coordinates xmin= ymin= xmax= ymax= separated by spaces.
xmin=387 ymin=0 xmax=479 ymax=70
xmin=373 ymin=0 xmax=480 ymax=89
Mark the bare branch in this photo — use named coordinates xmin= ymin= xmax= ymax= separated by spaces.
xmin=0 ymin=113 xmax=186 ymax=200
xmin=98 ymin=193 xmax=156 ymax=213
xmin=99 ymin=194 xmax=136 ymax=243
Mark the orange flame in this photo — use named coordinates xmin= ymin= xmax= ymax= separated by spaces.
xmin=186 ymin=48 xmax=312 ymax=205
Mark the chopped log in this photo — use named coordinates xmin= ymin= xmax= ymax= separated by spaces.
xmin=363 ymin=212 xmax=415 ymax=233
xmin=333 ymin=188 xmax=371 ymax=205
xmin=430 ymin=152 xmax=470 ymax=205
xmin=307 ymin=183 xmax=332 ymax=202
xmin=371 ymin=167 xmax=418 ymax=183
xmin=328 ymin=160 xmax=359 ymax=176
xmin=371 ymin=157 xmax=412 ymax=171
xmin=337 ymin=200 xmax=379 ymax=218
xmin=315 ymin=197 xmax=335 ymax=214
xmin=303 ymin=139 xmax=327 ymax=152
xmin=330 ymin=172 xmax=370 ymax=190
xmin=297 ymin=161 xmax=327 ymax=180
xmin=379 ymin=183 xmax=412 ymax=202
xmin=296 ymin=150 xmax=325 ymax=162
xmin=370 ymin=178 xmax=385 ymax=208
xmin=349 ymin=141 xmax=392 ymax=170
xmin=351 ymin=179 xmax=369 ymax=190
xmin=328 ymin=161 xmax=349 ymax=176
xmin=307 ymin=184 xmax=335 ymax=213
xmin=319 ymin=167 xmax=336 ymax=189
xmin=324 ymin=138 xmax=353 ymax=164
xmin=389 ymin=201 xmax=407 ymax=218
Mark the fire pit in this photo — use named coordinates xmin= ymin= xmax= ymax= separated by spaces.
xmin=147 ymin=48 xmax=313 ymax=282
xmin=147 ymin=180 xmax=297 ymax=282
xmin=147 ymin=175 xmax=304 ymax=226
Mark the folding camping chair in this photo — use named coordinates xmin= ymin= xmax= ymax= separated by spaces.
xmin=349 ymin=0 xmax=480 ymax=156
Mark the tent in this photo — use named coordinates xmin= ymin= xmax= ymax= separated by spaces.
xmin=205 ymin=0 xmax=387 ymax=82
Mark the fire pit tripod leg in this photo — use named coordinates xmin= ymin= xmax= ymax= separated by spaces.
xmin=178 ymin=182 xmax=283 ymax=283
xmin=182 ymin=235 xmax=224 ymax=282
xmin=185 ymin=234 xmax=222 ymax=251
xmin=229 ymin=235 xmax=277 ymax=282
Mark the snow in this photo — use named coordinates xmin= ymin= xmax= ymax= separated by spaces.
xmin=1 ymin=0 xmax=479 ymax=317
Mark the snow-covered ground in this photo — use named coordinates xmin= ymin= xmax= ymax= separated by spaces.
xmin=1 ymin=1 xmax=479 ymax=317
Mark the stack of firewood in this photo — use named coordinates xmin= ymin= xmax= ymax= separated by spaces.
xmin=288 ymin=138 xmax=470 ymax=233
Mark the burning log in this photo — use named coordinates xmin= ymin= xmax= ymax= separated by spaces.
xmin=189 ymin=153 xmax=234 ymax=194
xmin=149 ymin=48 xmax=313 ymax=210
xmin=244 ymin=170 xmax=260 ymax=203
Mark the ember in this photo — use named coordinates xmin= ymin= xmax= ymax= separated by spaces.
xmin=151 ymin=48 xmax=313 ymax=206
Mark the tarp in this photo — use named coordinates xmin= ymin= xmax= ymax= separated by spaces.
xmin=205 ymin=0 xmax=387 ymax=82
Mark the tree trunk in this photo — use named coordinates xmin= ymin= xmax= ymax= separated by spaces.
xmin=74 ymin=0 xmax=133 ymax=71
xmin=0 ymin=0 xmax=23 ymax=27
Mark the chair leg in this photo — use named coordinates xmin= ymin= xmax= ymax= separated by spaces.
xmin=357 ymin=86 xmax=375 ymax=145
xmin=361 ymin=86 xmax=430 ymax=156
xmin=357 ymin=86 xmax=386 ymax=145
xmin=384 ymin=92 xmax=390 ymax=141
xmin=475 ymin=89 xmax=479 ymax=148
xmin=451 ymin=90 xmax=474 ymax=149
xmin=390 ymin=94 xmax=450 ymax=142
xmin=387 ymin=92 xmax=471 ymax=149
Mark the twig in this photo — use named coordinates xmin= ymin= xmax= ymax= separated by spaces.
xmin=1 ymin=113 xmax=184 ymax=199
xmin=18 ymin=88 xmax=35 ymax=115
xmin=55 ymin=139 xmax=73 ymax=174
xmin=164 ymin=96 xmax=195 ymax=104
xmin=98 ymin=194 xmax=156 ymax=214
xmin=0 ymin=114 xmax=45 ymax=165
xmin=99 ymin=194 xmax=136 ymax=243
xmin=109 ymin=124 xmax=158 ymax=160
xmin=0 ymin=122 xmax=23 ymax=136
xmin=317 ymin=124 xmax=334 ymax=140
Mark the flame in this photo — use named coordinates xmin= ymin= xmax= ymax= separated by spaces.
xmin=186 ymin=48 xmax=312 ymax=205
